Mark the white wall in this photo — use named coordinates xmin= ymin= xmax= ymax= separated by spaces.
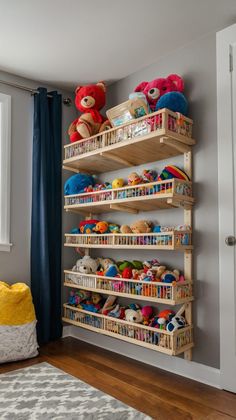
xmin=0 ymin=71 xmax=77 ymax=285
xmin=69 ymin=32 xmax=220 ymax=369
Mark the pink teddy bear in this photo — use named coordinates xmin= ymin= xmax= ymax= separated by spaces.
xmin=134 ymin=74 xmax=184 ymax=112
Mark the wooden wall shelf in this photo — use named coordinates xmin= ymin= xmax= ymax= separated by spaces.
xmin=64 ymin=231 xmax=192 ymax=251
xmin=63 ymin=109 xmax=194 ymax=174
xmin=63 ymin=304 xmax=194 ymax=356
xmin=64 ymin=270 xmax=193 ymax=305
xmin=63 ymin=107 xmax=195 ymax=360
xmin=64 ymin=179 xmax=194 ymax=215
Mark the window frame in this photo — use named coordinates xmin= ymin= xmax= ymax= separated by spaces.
xmin=0 ymin=92 xmax=12 ymax=252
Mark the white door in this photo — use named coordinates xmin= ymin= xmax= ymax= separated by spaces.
xmin=217 ymin=24 xmax=236 ymax=393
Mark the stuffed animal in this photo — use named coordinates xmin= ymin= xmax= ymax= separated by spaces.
xmin=79 ymin=219 xmax=99 ymax=234
xmin=156 ymin=91 xmax=188 ymax=116
xmin=64 ymin=173 xmax=95 ymax=196
xmin=101 ymin=295 xmax=117 ymax=315
xmin=166 ymin=315 xmax=186 ymax=332
xmin=108 ymin=223 xmax=120 ymax=234
xmin=141 ymin=306 xmax=153 ymax=325
xmin=125 ymin=308 xmax=143 ymax=323
xmin=72 ymin=256 xmax=98 ymax=275
xmin=108 ymin=304 xmax=126 ymax=319
xmin=93 ymin=221 xmax=109 ymax=234
xmin=128 ymin=172 xmax=143 ymax=186
xmin=68 ymin=289 xmax=91 ymax=306
xmin=134 ymin=74 xmax=184 ymax=112
xmin=130 ymin=220 xmax=152 ymax=234
xmin=104 ymin=264 xmax=119 ymax=277
xmin=161 ymin=269 xmax=180 ymax=283
xmin=112 ymin=178 xmax=124 ymax=189
xmin=68 ymin=82 xmax=111 ymax=143
xmin=142 ymin=169 xmax=158 ymax=183
xmin=122 ymin=267 xmax=133 ymax=279
xmin=120 ymin=225 xmax=132 ymax=234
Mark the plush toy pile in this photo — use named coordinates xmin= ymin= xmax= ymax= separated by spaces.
xmin=64 ymin=165 xmax=190 ymax=197
xmin=70 ymin=218 xmax=190 ymax=236
xmin=67 ymin=289 xmax=186 ymax=332
xmin=70 ymin=255 xmax=185 ymax=284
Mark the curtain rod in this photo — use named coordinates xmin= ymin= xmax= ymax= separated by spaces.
xmin=0 ymin=79 xmax=72 ymax=106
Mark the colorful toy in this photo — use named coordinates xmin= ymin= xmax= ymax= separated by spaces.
xmin=122 ymin=267 xmax=133 ymax=279
xmin=156 ymin=91 xmax=188 ymax=116
xmin=166 ymin=315 xmax=186 ymax=332
xmin=68 ymin=289 xmax=90 ymax=306
xmin=72 ymin=256 xmax=99 ymax=275
xmin=101 ymin=295 xmax=117 ymax=315
xmin=142 ymin=169 xmax=158 ymax=183
xmin=134 ymin=74 xmax=184 ymax=112
xmin=64 ymin=173 xmax=95 ymax=196
xmin=130 ymin=220 xmax=152 ymax=234
xmin=108 ymin=223 xmax=120 ymax=234
xmin=112 ymin=178 xmax=124 ymax=189
xmin=128 ymin=172 xmax=143 ymax=186
xmin=158 ymin=165 xmax=190 ymax=181
xmin=108 ymin=304 xmax=126 ymax=319
xmin=105 ymin=264 xmax=119 ymax=277
xmin=68 ymin=82 xmax=110 ymax=143
xmin=141 ymin=306 xmax=153 ymax=325
xmin=79 ymin=219 xmax=99 ymax=234
xmin=161 ymin=269 xmax=180 ymax=283
xmin=93 ymin=221 xmax=109 ymax=234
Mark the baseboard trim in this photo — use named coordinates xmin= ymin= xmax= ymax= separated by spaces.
xmin=62 ymin=325 xmax=71 ymax=338
xmin=64 ymin=326 xmax=221 ymax=389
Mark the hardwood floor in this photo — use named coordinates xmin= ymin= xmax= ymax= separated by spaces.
xmin=0 ymin=337 xmax=236 ymax=419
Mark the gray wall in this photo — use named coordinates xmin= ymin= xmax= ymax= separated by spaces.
xmin=0 ymin=71 xmax=77 ymax=285
xmin=71 ymin=32 xmax=219 ymax=369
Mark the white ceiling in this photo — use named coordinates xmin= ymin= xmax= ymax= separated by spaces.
xmin=0 ymin=0 xmax=236 ymax=90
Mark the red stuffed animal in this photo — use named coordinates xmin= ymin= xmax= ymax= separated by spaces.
xmin=68 ymin=82 xmax=111 ymax=143
xmin=134 ymin=74 xmax=184 ymax=112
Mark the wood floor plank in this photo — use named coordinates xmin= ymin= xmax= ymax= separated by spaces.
xmin=1 ymin=337 xmax=236 ymax=420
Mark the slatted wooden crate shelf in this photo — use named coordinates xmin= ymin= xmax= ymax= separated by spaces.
xmin=64 ymin=271 xmax=193 ymax=305
xmin=64 ymin=230 xmax=192 ymax=250
xmin=63 ymin=304 xmax=194 ymax=356
xmin=64 ymin=178 xmax=194 ymax=214
xmin=63 ymin=109 xmax=195 ymax=174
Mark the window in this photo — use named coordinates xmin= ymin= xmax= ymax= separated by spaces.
xmin=0 ymin=92 xmax=11 ymax=251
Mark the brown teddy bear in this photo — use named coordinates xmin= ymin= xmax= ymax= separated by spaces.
xmin=130 ymin=220 xmax=152 ymax=234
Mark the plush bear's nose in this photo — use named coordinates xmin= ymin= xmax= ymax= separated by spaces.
xmin=149 ymin=89 xmax=155 ymax=94
xmin=84 ymin=98 xmax=88 ymax=102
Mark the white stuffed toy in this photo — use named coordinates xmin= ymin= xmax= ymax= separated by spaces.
xmin=73 ymin=255 xmax=98 ymax=274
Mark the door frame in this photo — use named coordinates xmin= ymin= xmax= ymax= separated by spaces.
xmin=217 ymin=23 xmax=236 ymax=392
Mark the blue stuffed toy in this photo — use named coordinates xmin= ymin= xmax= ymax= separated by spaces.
xmin=155 ymin=91 xmax=188 ymax=116
xmin=64 ymin=173 xmax=95 ymax=196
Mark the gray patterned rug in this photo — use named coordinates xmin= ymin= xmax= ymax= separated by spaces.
xmin=0 ymin=362 xmax=151 ymax=419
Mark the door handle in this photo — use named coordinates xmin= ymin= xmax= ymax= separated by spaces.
xmin=225 ymin=236 xmax=236 ymax=246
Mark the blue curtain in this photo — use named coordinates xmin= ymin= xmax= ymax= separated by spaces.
xmin=31 ymin=87 xmax=62 ymax=344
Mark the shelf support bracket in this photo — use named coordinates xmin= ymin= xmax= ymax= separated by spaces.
xmin=167 ymin=198 xmax=192 ymax=210
xmin=100 ymin=152 xmax=134 ymax=167
xmin=110 ymin=204 xmax=138 ymax=214
xmin=63 ymin=165 xmax=95 ymax=175
xmin=160 ymin=137 xmax=191 ymax=154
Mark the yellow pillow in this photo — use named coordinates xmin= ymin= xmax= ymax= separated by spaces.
xmin=0 ymin=281 xmax=36 ymax=326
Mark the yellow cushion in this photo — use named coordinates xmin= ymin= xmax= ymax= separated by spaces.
xmin=0 ymin=282 xmax=36 ymax=326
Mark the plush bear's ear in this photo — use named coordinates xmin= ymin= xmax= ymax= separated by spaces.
xmin=167 ymin=74 xmax=184 ymax=92
xmin=75 ymin=86 xmax=81 ymax=95
xmin=96 ymin=81 xmax=106 ymax=92
xmin=134 ymin=81 xmax=148 ymax=92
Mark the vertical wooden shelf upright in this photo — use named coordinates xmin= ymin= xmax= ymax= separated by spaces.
xmin=62 ymin=109 xmax=195 ymax=358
